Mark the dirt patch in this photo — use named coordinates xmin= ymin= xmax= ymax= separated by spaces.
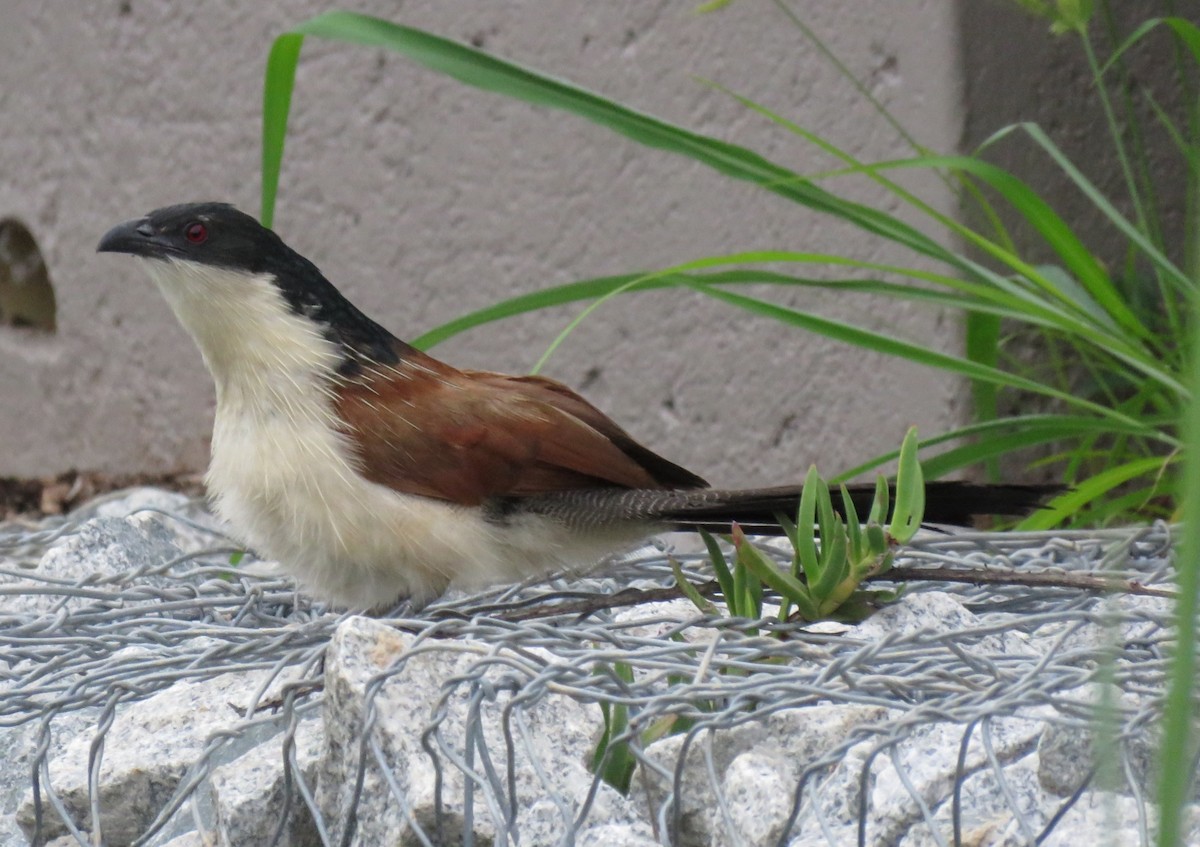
xmin=0 ymin=470 xmax=205 ymax=521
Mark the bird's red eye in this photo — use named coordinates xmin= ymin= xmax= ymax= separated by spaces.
xmin=184 ymin=222 xmax=208 ymax=244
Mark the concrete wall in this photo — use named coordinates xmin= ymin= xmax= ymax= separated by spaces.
xmin=1 ymin=1 xmax=989 ymax=485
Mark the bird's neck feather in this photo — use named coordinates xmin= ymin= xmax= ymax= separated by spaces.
xmin=142 ymin=258 xmax=341 ymax=416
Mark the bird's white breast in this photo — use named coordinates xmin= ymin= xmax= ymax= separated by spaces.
xmin=141 ymin=258 xmax=638 ymax=607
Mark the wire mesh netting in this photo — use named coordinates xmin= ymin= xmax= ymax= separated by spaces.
xmin=0 ymin=489 xmax=1186 ymax=846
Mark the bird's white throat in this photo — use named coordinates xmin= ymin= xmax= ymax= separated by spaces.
xmin=140 ymin=257 xmax=342 ymax=403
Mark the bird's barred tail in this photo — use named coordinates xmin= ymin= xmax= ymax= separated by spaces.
xmin=511 ymin=481 xmax=1062 ymax=534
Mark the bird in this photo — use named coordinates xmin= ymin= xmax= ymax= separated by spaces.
xmin=98 ymin=202 xmax=1054 ymax=609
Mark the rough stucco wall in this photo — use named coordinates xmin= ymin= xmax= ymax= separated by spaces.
xmin=0 ymin=1 xmax=966 ymax=486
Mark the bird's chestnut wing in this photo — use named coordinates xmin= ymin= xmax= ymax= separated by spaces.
xmin=332 ymin=360 xmax=705 ymax=506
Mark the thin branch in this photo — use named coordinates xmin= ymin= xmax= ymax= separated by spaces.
xmin=884 ymin=565 xmax=1175 ymax=598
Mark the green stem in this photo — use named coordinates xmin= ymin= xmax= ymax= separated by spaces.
xmin=1155 ymin=292 xmax=1200 ymax=846
xmin=1080 ymin=32 xmax=1151 ymax=244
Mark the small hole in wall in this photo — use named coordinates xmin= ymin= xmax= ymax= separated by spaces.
xmin=0 ymin=218 xmax=56 ymax=333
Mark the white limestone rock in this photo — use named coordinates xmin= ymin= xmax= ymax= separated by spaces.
xmin=1037 ymin=791 xmax=1200 ymax=847
xmin=315 ymin=615 xmax=646 ymax=847
xmin=867 ymin=717 xmax=1044 ymax=846
xmin=0 ymin=710 xmax=97 ymax=847
xmin=2 ymin=516 xmax=184 ymax=615
xmin=209 ymin=718 xmax=325 ymax=847
xmin=639 ymin=704 xmax=891 ymax=846
xmin=1037 ymin=683 xmax=1157 ymax=799
xmin=14 ymin=667 xmax=296 ymax=846
xmin=721 ymin=750 xmax=798 ymax=846
xmin=900 ymin=752 xmax=1045 ymax=847
xmin=91 ymin=487 xmax=226 ymax=555
xmin=576 ymin=822 xmax=659 ymax=847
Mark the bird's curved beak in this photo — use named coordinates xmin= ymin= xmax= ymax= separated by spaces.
xmin=97 ymin=218 xmax=164 ymax=258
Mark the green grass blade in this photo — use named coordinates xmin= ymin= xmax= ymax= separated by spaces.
xmin=833 ymin=413 xmax=1176 ymax=482
xmin=591 ymin=663 xmax=636 ymax=793
xmin=682 ymin=280 xmax=1175 ymax=426
xmin=706 ymin=83 xmax=1155 ymax=345
xmin=1020 ymin=122 xmax=1190 ymax=292
xmin=410 ymin=259 xmax=1109 ymax=353
xmin=411 ymin=270 xmax=682 ymax=349
xmin=814 ymin=474 xmax=839 ymax=571
xmin=1163 ymin=18 xmax=1200 ymax=66
xmin=768 ymin=0 xmax=931 ymax=159
xmin=1081 ymin=485 xmax=1167 ymax=525
xmin=823 ymin=153 xmax=1151 ymax=340
xmin=965 ymin=310 xmax=1001 ymax=416
xmin=1016 ymin=455 xmax=1168 ymax=530
xmin=919 ymin=426 xmax=1142 ymax=479
xmin=262 ymin=11 xmax=986 ymax=269
xmin=261 ymin=33 xmax=304 ymax=227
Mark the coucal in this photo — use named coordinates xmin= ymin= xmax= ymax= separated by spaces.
xmin=98 ymin=203 xmax=1052 ymax=609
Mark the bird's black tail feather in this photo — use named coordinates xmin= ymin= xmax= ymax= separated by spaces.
xmin=656 ymin=481 xmax=1062 ymax=534
xmin=512 ymin=481 xmax=1062 ymax=533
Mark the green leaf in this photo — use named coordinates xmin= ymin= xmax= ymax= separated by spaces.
xmin=814 ymin=475 xmax=840 ymax=569
xmin=671 ymin=557 xmax=718 ymax=615
xmin=867 ymin=474 xmax=889 ymax=526
xmin=888 ymin=427 xmax=925 ymax=543
xmin=591 ymin=662 xmax=637 ymax=793
xmin=699 ymin=529 xmax=736 ymax=612
xmin=1033 ymin=263 xmax=1120 ymax=330
xmin=1056 ymin=0 xmax=1095 ymax=34
xmin=776 ymin=511 xmax=800 ymax=556
xmin=840 ymin=483 xmax=864 ymax=563
xmin=410 ymin=257 xmax=1097 ymax=356
xmin=795 ymin=466 xmax=822 ymax=584
xmin=641 ymin=714 xmax=684 ymax=746
xmin=256 ymin=13 xmax=831 ymax=235
xmin=733 ymin=525 xmax=819 ymax=620
xmin=865 ymin=524 xmax=889 ymax=557
xmin=918 ymin=417 xmax=1166 ymax=479
xmin=811 ymin=525 xmax=849 ymax=602
xmin=827 ymin=153 xmax=1152 ymax=342
xmin=1019 ymin=123 xmax=1189 ymax=294
xmin=871 ymin=549 xmax=896 ymax=577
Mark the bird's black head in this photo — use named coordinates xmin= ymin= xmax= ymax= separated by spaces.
xmin=98 ymin=202 xmax=308 ymax=276
xmin=98 ymin=202 xmax=405 ymax=373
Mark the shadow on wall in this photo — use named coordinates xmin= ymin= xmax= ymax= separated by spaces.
xmin=0 ymin=217 xmax=56 ymax=333
xmin=958 ymin=0 xmax=1190 ymax=268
